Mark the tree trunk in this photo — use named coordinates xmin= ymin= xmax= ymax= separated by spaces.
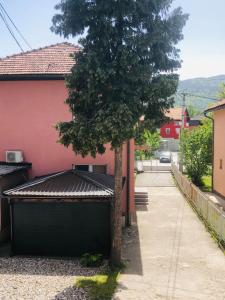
xmin=110 ymin=144 xmax=123 ymax=268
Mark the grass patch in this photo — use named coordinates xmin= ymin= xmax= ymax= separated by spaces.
xmin=75 ymin=270 xmax=120 ymax=300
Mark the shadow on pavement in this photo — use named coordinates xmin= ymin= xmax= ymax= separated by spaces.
xmin=121 ymin=210 xmax=143 ymax=275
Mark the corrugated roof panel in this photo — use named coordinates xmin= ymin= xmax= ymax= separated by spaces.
xmin=5 ymin=170 xmax=114 ymax=198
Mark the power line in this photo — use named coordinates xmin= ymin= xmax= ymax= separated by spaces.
xmin=0 ymin=1 xmax=32 ymax=50
xmin=177 ymin=92 xmax=219 ymax=102
xmin=0 ymin=8 xmax=24 ymax=52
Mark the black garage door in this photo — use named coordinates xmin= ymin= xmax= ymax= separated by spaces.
xmin=11 ymin=202 xmax=111 ymax=257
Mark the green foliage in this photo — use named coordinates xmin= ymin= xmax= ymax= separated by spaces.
xmin=75 ymin=271 xmax=120 ymax=300
xmin=135 ymin=150 xmax=144 ymax=160
xmin=187 ymin=104 xmax=200 ymax=117
xmin=218 ymin=83 xmax=225 ymax=99
xmin=145 ymin=131 xmax=161 ymax=152
xmin=52 ymin=0 xmax=188 ymax=157
xmin=80 ymin=253 xmax=103 ymax=267
xmin=135 ymin=130 xmax=161 ymax=159
xmin=180 ymin=118 xmax=213 ymax=185
xmin=201 ymin=175 xmax=212 ymax=192
xmin=136 ymin=130 xmax=160 ymax=149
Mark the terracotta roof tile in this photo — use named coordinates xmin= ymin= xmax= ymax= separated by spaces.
xmin=0 ymin=43 xmax=79 ymax=76
xmin=165 ymin=108 xmax=183 ymax=120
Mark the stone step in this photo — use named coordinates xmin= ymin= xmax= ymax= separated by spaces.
xmin=135 ymin=187 xmax=149 ymax=206
xmin=135 ymin=194 xmax=148 ymax=198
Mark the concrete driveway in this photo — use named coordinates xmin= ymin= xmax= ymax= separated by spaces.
xmin=114 ymin=172 xmax=225 ymax=300
xmin=136 ymin=171 xmax=175 ymax=187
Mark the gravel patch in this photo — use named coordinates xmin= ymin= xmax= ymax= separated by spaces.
xmin=0 ymin=256 xmax=107 ymax=300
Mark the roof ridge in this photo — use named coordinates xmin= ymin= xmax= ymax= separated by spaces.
xmin=0 ymin=42 xmax=80 ymax=61
xmin=4 ymin=170 xmax=68 ymax=194
xmin=74 ymin=171 xmax=114 ymax=195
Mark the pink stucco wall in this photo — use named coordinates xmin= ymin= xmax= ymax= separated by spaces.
xmin=0 ymin=80 xmax=134 ymax=212
xmin=213 ymin=109 xmax=225 ymax=197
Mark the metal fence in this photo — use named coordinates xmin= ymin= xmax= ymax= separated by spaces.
xmin=171 ymin=163 xmax=225 ymax=245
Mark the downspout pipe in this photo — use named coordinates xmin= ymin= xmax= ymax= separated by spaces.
xmin=126 ymin=140 xmax=131 ymax=227
xmin=204 ymin=111 xmax=214 ymax=192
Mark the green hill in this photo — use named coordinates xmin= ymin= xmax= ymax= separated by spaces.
xmin=174 ymin=75 xmax=225 ymax=113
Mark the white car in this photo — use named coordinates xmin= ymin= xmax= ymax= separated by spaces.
xmin=159 ymin=151 xmax=172 ymax=163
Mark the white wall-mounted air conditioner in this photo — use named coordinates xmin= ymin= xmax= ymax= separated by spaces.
xmin=6 ymin=151 xmax=23 ymax=163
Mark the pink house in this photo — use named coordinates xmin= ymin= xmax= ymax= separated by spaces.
xmin=205 ymin=99 xmax=225 ymax=199
xmin=0 ymin=43 xmax=135 ymax=218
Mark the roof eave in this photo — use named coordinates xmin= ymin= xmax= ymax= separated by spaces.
xmin=205 ymin=104 xmax=225 ymax=114
xmin=7 ymin=195 xmax=114 ymax=201
xmin=0 ymin=73 xmax=69 ymax=81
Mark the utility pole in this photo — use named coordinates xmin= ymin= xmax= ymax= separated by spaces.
xmin=179 ymin=93 xmax=186 ymax=172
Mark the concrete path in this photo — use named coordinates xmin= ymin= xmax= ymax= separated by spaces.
xmin=114 ymin=172 xmax=225 ymax=300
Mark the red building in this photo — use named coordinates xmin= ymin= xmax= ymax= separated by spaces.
xmin=160 ymin=108 xmax=190 ymax=140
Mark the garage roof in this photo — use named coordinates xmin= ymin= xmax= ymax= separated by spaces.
xmin=4 ymin=170 xmax=115 ymax=198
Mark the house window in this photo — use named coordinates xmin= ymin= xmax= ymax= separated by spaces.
xmin=165 ymin=128 xmax=170 ymax=135
xmin=220 ymin=159 xmax=223 ymax=170
xmin=75 ymin=165 xmax=89 ymax=172
xmin=74 ymin=164 xmax=107 ymax=174
xmin=175 ymin=121 xmax=180 ymax=125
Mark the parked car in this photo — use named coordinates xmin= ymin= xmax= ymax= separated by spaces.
xmin=159 ymin=151 xmax=172 ymax=163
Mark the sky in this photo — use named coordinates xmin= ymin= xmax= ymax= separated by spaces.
xmin=0 ymin=0 xmax=225 ymax=80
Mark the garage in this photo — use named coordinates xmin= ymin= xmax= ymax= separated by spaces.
xmin=0 ymin=162 xmax=30 ymax=244
xmin=4 ymin=170 xmax=114 ymax=257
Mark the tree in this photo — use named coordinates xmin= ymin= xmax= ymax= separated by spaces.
xmin=187 ymin=104 xmax=200 ymax=117
xmin=52 ymin=0 xmax=188 ymax=267
xmin=180 ymin=118 xmax=212 ymax=186
xmin=218 ymin=83 xmax=225 ymax=99
xmin=135 ymin=130 xmax=161 ymax=158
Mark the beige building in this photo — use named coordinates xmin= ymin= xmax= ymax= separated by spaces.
xmin=205 ymin=99 xmax=225 ymax=198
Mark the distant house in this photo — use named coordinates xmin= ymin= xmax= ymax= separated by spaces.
xmin=160 ymin=108 xmax=190 ymax=140
xmin=205 ymin=100 xmax=225 ymax=198
xmin=189 ymin=114 xmax=204 ymax=130
xmin=0 ymin=43 xmax=135 ymax=255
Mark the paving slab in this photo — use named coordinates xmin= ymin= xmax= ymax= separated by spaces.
xmin=114 ymin=172 xmax=225 ymax=300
